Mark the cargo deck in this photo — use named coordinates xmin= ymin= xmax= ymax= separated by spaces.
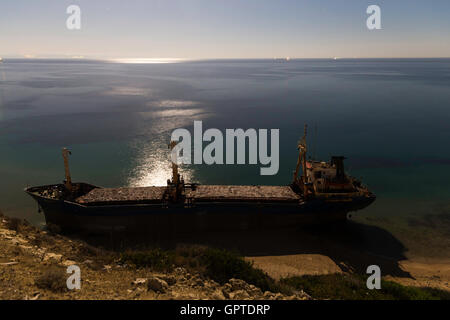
xmin=75 ymin=186 xmax=166 ymax=205
xmin=186 ymin=185 xmax=300 ymax=202
xmin=74 ymin=185 xmax=301 ymax=206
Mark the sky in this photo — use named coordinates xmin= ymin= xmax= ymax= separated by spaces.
xmin=1 ymin=0 xmax=450 ymax=59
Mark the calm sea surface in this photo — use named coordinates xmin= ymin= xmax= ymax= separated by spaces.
xmin=0 ymin=58 xmax=449 ymax=256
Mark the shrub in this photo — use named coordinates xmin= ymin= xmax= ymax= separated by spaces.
xmin=119 ymin=248 xmax=174 ymax=271
xmin=5 ymin=217 xmax=22 ymax=231
xmin=281 ymin=273 xmax=450 ymax=300
xmin=380 ymin=281 xmax=450 ymax=300
xmin=198 ymin=247 xmax=288 ymax=294
xmin=35 ymin=267 xmax=67 ymax=292
xmin=200 ymin=248 xmax=259 ymax=283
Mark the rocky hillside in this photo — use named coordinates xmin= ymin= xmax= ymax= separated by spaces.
xmin=0 ymin=213 xmax=309 ymax=300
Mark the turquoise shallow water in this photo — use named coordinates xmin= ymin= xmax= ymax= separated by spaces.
xmin=0 ymin=59 xmax=449 ymax=255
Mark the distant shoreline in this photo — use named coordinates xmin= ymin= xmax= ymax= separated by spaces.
xmin=1 ymin=57 xmax=450 ymax=64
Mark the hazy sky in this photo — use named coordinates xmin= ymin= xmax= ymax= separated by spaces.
xmin=1 ymin=0 xmax=449 ymax=59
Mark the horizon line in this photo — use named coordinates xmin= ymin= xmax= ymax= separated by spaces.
xmin=1 ymin=56 xmax=450 ymax=63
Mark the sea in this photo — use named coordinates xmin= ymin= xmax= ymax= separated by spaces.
xmin=1 ymin=58 xmax=449 ymax=259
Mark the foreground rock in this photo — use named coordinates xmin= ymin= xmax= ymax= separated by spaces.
xmin=147 ymin=277 xmax=169 ymax=293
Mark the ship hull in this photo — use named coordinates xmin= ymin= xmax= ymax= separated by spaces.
xmin=26 ymin=189 xmax=375 ymax=236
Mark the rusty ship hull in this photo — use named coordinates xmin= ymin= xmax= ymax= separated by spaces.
xmin=25 ymin=182 xmax=375 ymax=235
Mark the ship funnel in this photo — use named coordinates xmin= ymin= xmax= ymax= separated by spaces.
xmin=331 ymin=156 xmax=346 ymax=181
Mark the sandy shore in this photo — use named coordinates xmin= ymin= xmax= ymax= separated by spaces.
xmin=246 ymin=255 xmax=450 ymax=291
xmin=242 ymin=214 xmax=450 ymax=291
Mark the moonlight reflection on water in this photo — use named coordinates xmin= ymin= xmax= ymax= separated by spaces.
xmin=127 ymin=145 xmax=193 ymax=187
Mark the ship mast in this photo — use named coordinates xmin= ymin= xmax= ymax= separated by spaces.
xmin=62 ymin=148 xmax=72 ymax=192
xmin=168 ymin=140 xmax=184 ymax=201
xmin=169 ymin=141 xmax=179 ymax=185
xmin=292 ymin=124 xmax=308 ymax=196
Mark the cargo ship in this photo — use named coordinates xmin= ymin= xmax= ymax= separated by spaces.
xmin=25 ymin=126 xmax=375 ymax=234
